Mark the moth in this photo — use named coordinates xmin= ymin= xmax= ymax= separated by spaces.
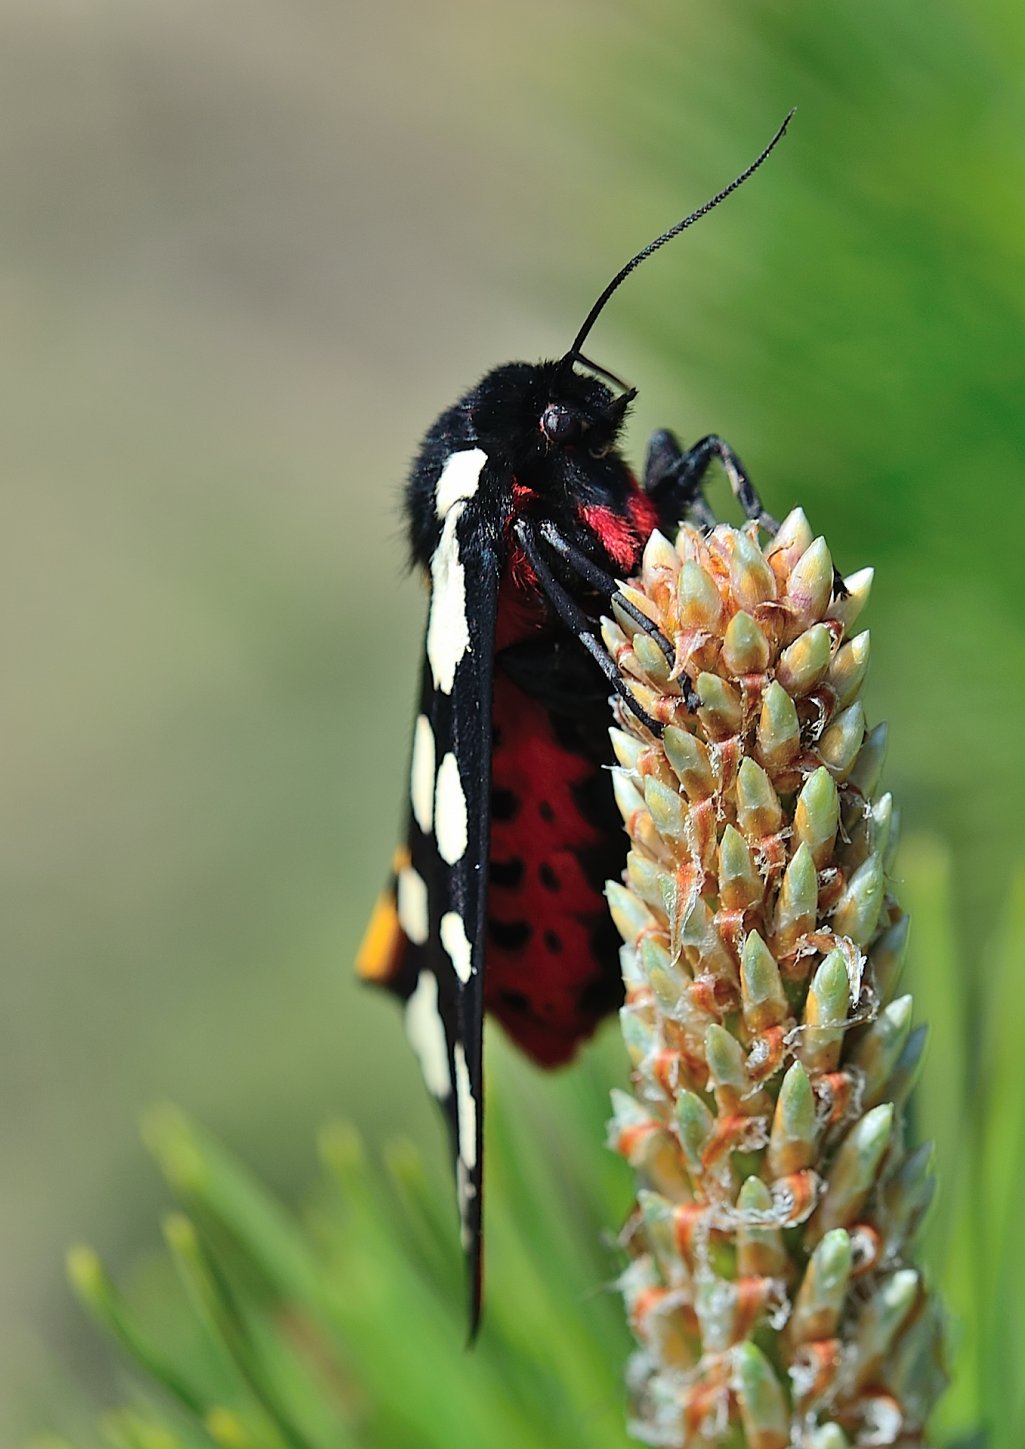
xmin=357 ymin=113 xmax=793 ymax=1333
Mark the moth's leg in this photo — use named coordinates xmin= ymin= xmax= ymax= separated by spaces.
xmin=537 ymin=521 xmax=674 ymax=665
xmin=536 ymin=519 xmax=700 ymax=713
xmin=644 ymin=429 xmax=718 ymax=531
xmin=645 ymin=428 xmax=778 ymax=535
xmin=513 ymin=519 xmax=664 ymax=736
xmin=646 ymin=430 xmax=847 ymax=599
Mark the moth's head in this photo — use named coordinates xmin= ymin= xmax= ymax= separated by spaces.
xmin=468 ymin=359 xmax=634 ymax=472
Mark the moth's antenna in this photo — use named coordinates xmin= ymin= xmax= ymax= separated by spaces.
xmin=564 ymin=109 xmax=795 ymax=366
xmin=573 ymin=351 xmax=632 ymax=391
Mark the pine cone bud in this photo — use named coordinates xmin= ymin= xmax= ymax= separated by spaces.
xmin=606 ymin=512 xmax=947 ymax=1447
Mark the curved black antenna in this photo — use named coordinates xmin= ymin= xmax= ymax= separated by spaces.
xmin=573 ymin=350 xmax=632 ymax=391
xmin=564 ymin=109 xmax=795 ymax=366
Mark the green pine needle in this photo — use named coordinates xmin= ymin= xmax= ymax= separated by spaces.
xmin=62 ymin=1040 xmax=635 ymax=1449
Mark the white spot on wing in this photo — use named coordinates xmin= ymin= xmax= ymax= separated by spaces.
xmin=440 ymin=910 xmax=473 ymax=983
xmin=435 ymin=751 xmax=468 ymax=865
xmin=396 ymin=866 xmax=429 ymax=946
xmin=410 ymin=714 xmax=435 ymax=834
xmin=426 ymin=508 xmax=470 ymax=695
xmin=453 ymin=1042 xmax=478 ymax=1169
xmin=405 ymin=971 xmax=451 ymax=1099
xmin=457 ymin=1158 xmax=477 ymax=1250
xmin=435 ymin=448 xmax=487 ymax=519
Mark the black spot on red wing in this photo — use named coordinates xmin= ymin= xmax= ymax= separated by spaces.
xmin=492 ymin=788 xmax=520 ymax=822
xmin=538 ymin=863 xmax=560 ymax=892
xmin=499 ymin=989 xmax=530 ymax=1013
xmin=490 ymin=856 xmax=525 ymax=889
xmin=489 ymin=918 xmax=532 ymax=951
xmin=538 ymin=800 xmax=555 ymax=822
xmin=543 ymin=929 xmax=563 ymax=953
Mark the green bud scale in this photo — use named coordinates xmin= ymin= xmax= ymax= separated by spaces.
xmin=605 ymin=514 xmax=947 ymax=1447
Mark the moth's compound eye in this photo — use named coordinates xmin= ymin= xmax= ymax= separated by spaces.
xmin=541 ymin=403 xmax=583 ymax=445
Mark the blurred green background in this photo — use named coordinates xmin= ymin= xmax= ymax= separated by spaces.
xmin=5 ymin=0 xmax=1024 ymax=1444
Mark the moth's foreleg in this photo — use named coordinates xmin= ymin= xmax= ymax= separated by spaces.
xmin=536 ymin=519 xmax=700 ymax=714
xmin=644 ymin=429 xmax=778 ymax=536
xmin=536 ymin=520 xmax=675 ymax=667
xmin=644 ymin=429 xmax=718 ymax=531
xmin=513 ymin=518 xmax=665 ymax=736
xmin=646 ymin=431 xmax=847 ymax=599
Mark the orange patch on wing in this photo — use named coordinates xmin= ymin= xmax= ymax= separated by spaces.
xmin=355 ymin=846 xmax=410 ymax=983
xmin=355 ymin=890 xmax=403 ymax=982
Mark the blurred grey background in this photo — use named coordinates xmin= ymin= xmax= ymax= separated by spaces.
xmin=5 ymin=0 xmax=1025 ymax=1439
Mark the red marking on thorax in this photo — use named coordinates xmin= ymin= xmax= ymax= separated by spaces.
xmin=495 ymin=477 xmax=655 ymax=648
xmin=494 ymin=483 xmax=545 ymax=651
xmin=580 ymin=486 xmax=658 ymax=571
